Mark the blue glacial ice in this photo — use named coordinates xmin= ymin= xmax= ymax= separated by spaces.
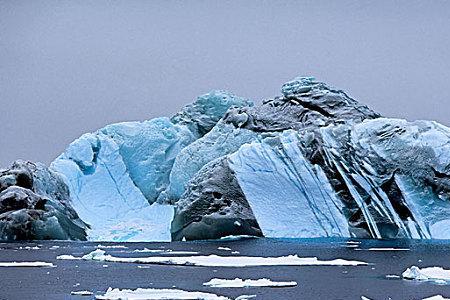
xmin=50 ymin=91 xmax=252 ymax=241
xmin=5 ymin=76 xmax=450 ymax=242
xmin=228 ymin=131 xmax=350 ymax=238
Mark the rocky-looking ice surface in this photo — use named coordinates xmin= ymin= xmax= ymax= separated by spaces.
xmin=0 ymin=161 xmax=88 ymax=241
xmin=3 ymin=75 xmax=450 ymax=242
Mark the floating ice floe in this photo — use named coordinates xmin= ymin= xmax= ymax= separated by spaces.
xmin=402 ymin=266 xmax=450 ymax=283
xmin=0 ymin=261 xmax=55 ymax=267
xmin=96 ymin=244 xmax=128 ymax=249
xmin=57 ymin=249 xmax=368 ymax=267
xmin=218 ymin=247 xmax=232 ymax=251
xmin=219 ymin=235 xmax=258 ymax=241
xmin=235 ymin=296 xmax=256 ymax=300
xmin=95 ymin=287 xmax=230 ymax=300
xmin=356 ymin=248 xmax=409 ymax=251
xmin=18 ymin=246 xmax=40 ymax=250
xmin=203 ymin=278 xmax=297 ymax=288
xmin=71 ymin=290 xmax=93 ymax=296
xmin=132 ymin=248 xmax=198 ymax=255
xmin=423 ymin=296 xmax=450 ymax=300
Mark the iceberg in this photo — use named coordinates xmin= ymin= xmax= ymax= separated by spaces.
xmin=5 ymin=75 xmax=450 ymax=242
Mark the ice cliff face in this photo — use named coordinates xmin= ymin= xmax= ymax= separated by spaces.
xmin=172 ymin=78 xmax=450 ymax=240
xmin=0 ymin=161 xmax=88 ymax=241
xmin=50 ymin=91 xmax=252 ymax=241
xmin=3 ymin=76 xmax=450 ymax=242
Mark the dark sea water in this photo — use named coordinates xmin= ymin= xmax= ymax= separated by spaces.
xmin=1 ymin=238 xmax=450 ymax=300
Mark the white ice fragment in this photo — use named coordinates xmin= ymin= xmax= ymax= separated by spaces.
xmin=49 ymin=246 xmax=60 ymax=250
xmin=60 ymin=249 xmax=368 ymax=267
xmin=57 ymin=254 xmax=82 ymax=260
xmin=219 ymin=235 xmax=258 ymax=241
xmin=71 ymin=291 xmax=93 ymax=296
xmin=203 ymin=278 xmax=297 ymax=288
xmin=97 ymin=245 xmax=128 ymax=249
xmin=133 ymin=248 xmax=166 ymax=253
xmin=95 ymin=287 xmax=230 ymax=300
xmin=217 ymin=247 xmax=232 ymax=251
xmin=386 ymin=275 xmax=401 ymax=279
xmin=403 ymin=266 xmax=450 ymax=283
xmin=0 ymin=261 xmax=55 ymax=267
xmin=356 ymin=248 xmax=409 ymax=251
xmin=423 ymin=296 xmax=450 ymax=300
xmin=235 ymin=296 xmax=257 ymax=300
xmin=18 ymin=246 xmax=40 ymax=250
xmin=132 ymin=248 xmax=198 ymax=255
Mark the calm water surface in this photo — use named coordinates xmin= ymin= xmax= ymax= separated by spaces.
xmin=1 ymin=238 xmax=449 ymax=300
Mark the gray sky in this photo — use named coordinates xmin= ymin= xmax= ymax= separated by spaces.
xmin=1 ymin=1 xmax=450 ymax=168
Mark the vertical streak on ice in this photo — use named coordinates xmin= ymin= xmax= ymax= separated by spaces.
xmin=229 ymin=131 xmax=349 ymax=238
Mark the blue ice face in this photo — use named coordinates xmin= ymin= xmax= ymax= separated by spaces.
xmin=50 ymin=90 xmax=252 ymax=241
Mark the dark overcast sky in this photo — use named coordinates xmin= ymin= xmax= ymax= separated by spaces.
xmin=1 ymin=0 xmax=450 ymax=168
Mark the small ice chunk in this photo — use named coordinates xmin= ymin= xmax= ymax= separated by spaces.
xmin=203 ymin=278 xmax=297 ymax=288
xmin=357 ymin=248 xmax=409 ymax=251
xmin=132 ymin=248 xmax=198 ymax=255
xmin=95 ymin=287 xmax=229 ymax=300
xmin=18 ymin=246 xmax=40 ymax=250
xmin=423 ymin=296 xmax=450 ymax=300
xmin=235 ymin=296 xmax=257 ymax=300
xmin=97 ymin=244 xmax=127 ymax=249
xmin=71 ymin=290 xmax=93 ymax=296
xmin=133 ymin=248 xmax=166 ymax=253
xmin=403 ymin=266 xmax=450 ymax=283
xmin=49 ymin=246 xmax=60 ymax=250
xmin=219 ymin=235 xmax=258 ymax=241
xmin=57 ymin=254 xmax=82 ymax=260
xmin=0 ymin=261 xmax=55 ymax=267
xmin=217 ymin=247 xmax=232 ymax=251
